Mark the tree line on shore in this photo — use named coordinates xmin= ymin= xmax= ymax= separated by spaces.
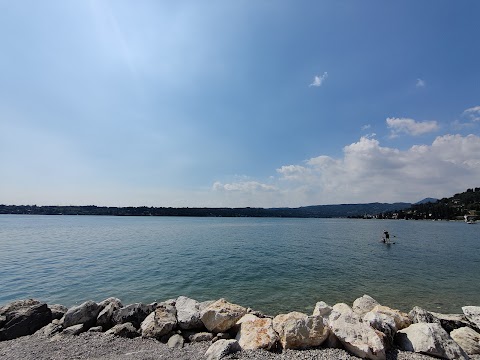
xmin=1 ymin=187 xmax=478 ymax=219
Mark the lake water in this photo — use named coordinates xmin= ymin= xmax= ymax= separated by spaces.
xmin=1 ymin=215 xmax=479 ymax=315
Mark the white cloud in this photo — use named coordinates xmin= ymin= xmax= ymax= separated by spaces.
xmin=386 ymin=117 xmax=439 ymax=136
xmin=213 ymin=181 xmax=277 ymax=192
xmin=211 ymin=134 xmax=480 ymax=207
xmin=309 ymin=72 xmax=328 ymax=87
xmin=416 ymin=78 xmax=426 ymax=88
xmin=463 ymin=106 xmax=480 ymax=122
xmin=361 ymin=124 xmax=371 ymax=131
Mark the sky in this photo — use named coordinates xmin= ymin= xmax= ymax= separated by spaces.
xmin=1 ymin=1 xmax=480 ymax=208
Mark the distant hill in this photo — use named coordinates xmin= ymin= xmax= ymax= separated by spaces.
xmin=288 ymin=202 xmax=412 ymax=218
xmin=0 ymin=202 xmax=413 ymax=218
xmin=6 ymin=191 xmax=479 ymax=219
xmin=379 ymin=188 xmax=480 ymax=220
xmin=415 ymin=197 xmax=438 ymax=205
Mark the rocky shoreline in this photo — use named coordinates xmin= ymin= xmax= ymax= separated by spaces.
xmin=1 ymin=295 xmax=480 ymax=360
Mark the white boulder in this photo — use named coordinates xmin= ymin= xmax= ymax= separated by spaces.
xmin=175 ymin=296 xmax=203 ymax=330
xmin=329 ymin=304 xmax=386 ymax=360
xmin=272 ymin=311 xmax=328 ymax=350
xmin=353 ymin=295 xmax=380 ymax=317
xmin=462 ymin=306 xmax=480 ymax=330
xmin=450 ymin=326 xmax=480 ymax=355
xmin=235 ymin=314 xmax=279 ymax=350
xmin=200 ymin=299 xmax=247 ymax=333
xmin=396 ymin=323 xmax=468 ymax=360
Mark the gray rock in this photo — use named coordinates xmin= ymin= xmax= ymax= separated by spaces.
xmin=105 ymin=322 xmax=139 ymax=338
xmin=167 ymin=333 xmax=184 ymax=348
xmin=48 ymin=304 xmax=68 ymax=320
xmin=450 ymin=326 xmax=480 ymax=355
xmin=205 ymin=339 xmax=241 ymax=360
xmin=112 ymin=303 xmax=155 ymax=329
xmin=409 ymin=306 xmax=441 ymax=324
xmin=396 ymin=323 xmax=468 ymax=359
xmin=313 ymin=301 xmax=333 ymax=318
xmin=63 ymin=300 xmax=100 ymax=329
xmin=98 ymin=297 xmax=123 ymax=310
xmin=189 ymin=331 xmax=214 ymax=342
xmin=0 ymin=302 xmax=52 ymax=341
xmin=431 ymin=312 xmax=471 ymax=333
xmin=0 ymin=299 xmax=40 ymax=318
xmin=140 ymin=304 xmax=177 ymax=339
xmin=213 ymin=332 xmax=231 ymax=341
xmin=97 ymin=301 xmax=122 ymax=331
xmin=175 ymin=296 xmax=203 ymax=330
xmin=87 ymin=326 xmax=103 ymax=333
xmin=62 ymin=324 xmax=85 ymax=336
xmin=462 ymin=306 xmax=480 ymax=330
xmin=41 ymin=322 xmax=63 ymax=337
xmin=353 ymin=295 xmax=380 ymax=317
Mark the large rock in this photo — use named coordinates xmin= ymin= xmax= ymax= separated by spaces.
xmin=409 ymin=306 xmax=441 ymax=324
xmin=273 ymin=311 xmax=328 ymax=350
xmin=97 ymin=299 xmax=123 ymax=330
xmin=236 ymin=314 xmax=279 ymax=350
xmin=200 ymin=299 xmax=247 ymax=333
xmin=98 ymin=297 xmax=123 ymax=310
xmin=63 ymin=301 xmax=100 ymax=329
xmin=312 ymin=301 xmax=332 ymax=318
xmin=175 ymin=296 xmax=203 ymax=330
xmin=105 ymin=322 xmax=139 ymax=338
xmin=462 ymin=306 xmax=480 ymax=330
xmin=431 ymin=312 xmax=471 ymax=333
xmin=370 ymin=305 xmax=410 ymax=331
xmin=42 ymin=322 xmax=63 ymax=337
xmin=62 ymin=324 xmax=85 ymax=336
xmin=112 ymin=303 xmax=156 ymax=329
xmin=205 ymin=339 xmax=241 ymax=360
xmin=0 ymin=302 xmax=52 ymax=341
xmin=353 ymin=295 xmax=380 ymax=317
xmin=411 ymin=307 xmax=470 ymax=333
xmin=450 ymin=327 xmax=480 ymax=355
xmin=328 ymin=304 xmax=386 ymax=360
xmin=48 ymin=304 xmax=68 ymax=320
xmin=140 ymin=304 xmax=177 ymax=339
xmin=396 ymin=323 xmax=468 ymax=360
xmin=363 ymin=310 xmax=397 ymax=343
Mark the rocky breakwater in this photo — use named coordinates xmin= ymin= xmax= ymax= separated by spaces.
xmin=1 ymin=295 xmax=480 ymax=360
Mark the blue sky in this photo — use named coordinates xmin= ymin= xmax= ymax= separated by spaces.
xmin=1 ymin=1 xmax=479 ymax=207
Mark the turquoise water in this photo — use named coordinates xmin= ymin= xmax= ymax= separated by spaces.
xmin=1 ymin=215 xmax=479 ymax=315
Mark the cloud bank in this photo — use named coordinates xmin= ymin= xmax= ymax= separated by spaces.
xmin=386 ymin=117 xmax=439 ymax=137
xmin=213 ymin=134 xmax=480 ymax=207
xmin=463 ymin=106 xmax=480 ymax=122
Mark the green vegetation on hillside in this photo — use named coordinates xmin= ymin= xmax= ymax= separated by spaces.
xmin=379 ymin=187 xmax=480 ymax=220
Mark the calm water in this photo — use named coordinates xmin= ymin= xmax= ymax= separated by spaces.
xmin=1 ymin=215 xmax=479 ymax=315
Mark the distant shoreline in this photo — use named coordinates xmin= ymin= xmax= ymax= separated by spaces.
xmin=0 ymin=203 xmax=412 ymax=219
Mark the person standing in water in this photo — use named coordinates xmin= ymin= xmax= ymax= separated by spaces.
xmin=383 ymin=230 xmax=390 ymax=243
